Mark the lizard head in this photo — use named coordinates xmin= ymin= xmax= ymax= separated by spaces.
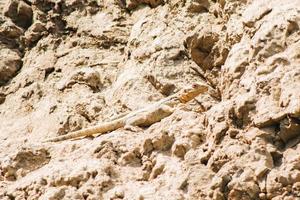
xmin=179 ymin=83 xmax=209 ymax=103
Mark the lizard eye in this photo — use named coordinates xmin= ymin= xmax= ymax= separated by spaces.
xmin=192 ymin=83 xmax=198 ymax=88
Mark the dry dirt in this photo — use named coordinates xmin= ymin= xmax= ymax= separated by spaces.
xmin=0 ymin=0 xmax=300 ymax=199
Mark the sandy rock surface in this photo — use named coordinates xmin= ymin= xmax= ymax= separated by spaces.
xmin=0 ymin=0 xmax=300 ymax=199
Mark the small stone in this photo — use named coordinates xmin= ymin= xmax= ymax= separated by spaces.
xmin=259 ymin=193 xmax=266 ymax=200
xmin=119 ymin=149 xmax=141 ymax=166
xmin=23 ymin=21 xmax=47 ymax=46
xmin=172 ymin=142 xmax=189 ymax=159
xmin=228 ymin=128 xmax=239 ymax=138
xmin=141 ymin=138 xmax=153 ymax=155
xmin=279 ymin=117 xmax=300 ymax=143
xmin=190 ymin=134 xmax=202 ymax=148
xmin=0 ymin=16 xmax=24 ymax=38
xmin=186 ymin=0 xmax=210 ymax=13
xmin=0 ymin=93 xmax=6 ymax=104
xmin=0 ymin=48 xmax=22 ymax=85
xmin=152 ymin=131 xmax=175 ymax=151
xmin=57 ymin=67 xmax=102 ymax=91
xmin=115 ymin=189 xmax=124 ymax=198
xmin=3 ymin=0 xmax=33 ymax=28
xmin=150 ymin=163 xmax=164 ymax=179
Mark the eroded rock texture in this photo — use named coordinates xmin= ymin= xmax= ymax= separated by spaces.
xmin=0 ymin=0 xmax=300 ymax=199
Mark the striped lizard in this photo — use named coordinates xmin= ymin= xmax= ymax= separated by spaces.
xmin=43 ymin=83 xmax=208 ymax=142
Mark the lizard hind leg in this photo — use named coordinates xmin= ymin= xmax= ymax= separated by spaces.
xmin=124 ymin=114 xmax=148 ymax=132
xmin=126 ymin=104 xmax=174 ymax=129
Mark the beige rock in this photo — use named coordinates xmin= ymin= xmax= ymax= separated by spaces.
xmin=23 ymin=21 xmax=46 ymax=46
xmin=3 ymin=0 xmax=33 ymax=28
xmin=0 ymin=47 xmax=22 ymax=85
xmin=171 ymin=140 xmax=189 ymax=159
xmin=0 ymin=147 xmax=50 ymax=181
xmin=152 ymin=131 xmax=175 ymax=151
xmin=186 ymin=0 xmax=210 ymax=13
xmin=0 ymin=93 xmax=5 ymax=104
xmin=0 ymin=16 xmax=24 ymax=38
xmin=125 ymin=0 xmax=164 ymax=10
xmin=279 ymin=116 xmax=300 ymax=143
xmin=57 ymin=67 xmax=102 ymax=91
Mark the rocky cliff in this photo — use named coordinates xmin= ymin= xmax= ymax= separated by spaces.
xmin=0 ymin=0 xmax=300 ymax=199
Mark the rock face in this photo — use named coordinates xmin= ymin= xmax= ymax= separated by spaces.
xmin=0 ymin=0 xmax=300 ymax=199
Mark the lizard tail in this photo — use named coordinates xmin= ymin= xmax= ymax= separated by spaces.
xmin=43 ymin=119 xmax=125 ymax=143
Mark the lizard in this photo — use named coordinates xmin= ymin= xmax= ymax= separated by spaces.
xmin=43 ymin=83 xmax=209 ymax=143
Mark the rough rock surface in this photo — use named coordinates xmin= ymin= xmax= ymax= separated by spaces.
xmin=0 ymin=0 xmax=300 ymax=199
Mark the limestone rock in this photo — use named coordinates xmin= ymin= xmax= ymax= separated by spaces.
xmin=0 ymin=16 xmax=23 ymax=39
xmin=125 ymin=0 xmax=164 ymax=10
xmin=186 ymin=0 xmax=210 ymax=13
xmin=0 ymin=48 xmax=22 ymax=85
xmin=3 ymin=0 xmax=33 ymax=29
xmin=0 ymin=148 xmax=50 ymax=181
xmin=279 ymin=116 xmax=300 ymax=143
xmin=57 ymin=67 xmax=102 ymax=91
xmin=23 ymin=21 xmax=46 ymax=46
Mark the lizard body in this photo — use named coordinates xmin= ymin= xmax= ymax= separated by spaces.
xmin=43 ymin=83 xmax=208 ymax=142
